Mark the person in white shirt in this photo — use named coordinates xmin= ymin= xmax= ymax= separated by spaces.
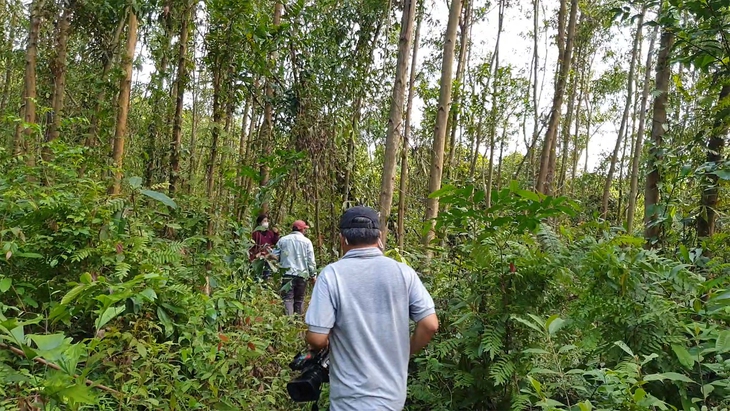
xmin=270 ymin=220 xmax=317 ymax=315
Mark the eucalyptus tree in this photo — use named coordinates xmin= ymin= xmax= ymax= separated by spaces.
xmin=601 ymin=5 xmax=646 ymax=218
xmin=398 ymin=2 xmax=424 ymax=249
xmin=169 ymin=0 xmax=195 ymax=195
xmin=378 ymin=0 xmax=418 ymax=244
xmin=13 ymin=0 xmax=45 ymax=166
xmin=424 ymin=0 xmax=463 ymax=248
xmin=109 ymin=4 xmax=138 ymax=195
xmin=536 ymin=0 xmax=579 ymax=194
xmin=644 ymin=10 xmax=675 ymax=246
xmin=627 ymin=24 xmax=658 ymax=233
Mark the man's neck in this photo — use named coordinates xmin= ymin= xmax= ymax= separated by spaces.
xmin=342 ymin=244 xmax=379 ymax=254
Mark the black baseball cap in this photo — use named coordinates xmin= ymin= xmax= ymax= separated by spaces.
xmin=339 ymin=206 xmax=380 ymax=230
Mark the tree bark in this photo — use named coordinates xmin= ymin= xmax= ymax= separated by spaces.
xmin=536 ymin=0 xmax=578 ymax=194
xmin=423 ymin=0 xmax=463 ymax=248
xmin=397 ymin=5 xmax=423 ymax=250
xmin=378 ymin=0 xmax=417 ymax=244
xmin=644 ymin=28 xmax=675 ymax=247
xmin=86 ymin=16 xmax=125 ymax=153
xmin=187 ymin=46 xmax=199 ymax=194
xmin=0 ymin=12 xmax=16 ymax=113
xmin=108 ymin=8 xmax=137 ymax=195
xmin=627 ymin=27 xmax=657 ymax=233
xmin=558 ymin=36 xmax=582 ymax=193
xmin=13 ymin=0 xmax=46 ymax=166
xmin=445 ymin=0 xmax=472 ymax=178
xmin=696 ymin=83 xmax=730 ymax=239
xmin=571 ymin=52 xmax=593 ymax=191
xmin=169 ymin=1 xmax=193 ymax=195
xmin=46 ymin=0 xmax=72 ymax=151
xmin=486 ymin=0 xmax=504 ymax=208
xmin=259 ymin=2 xmax=283 ymax=214
xmin=601 ymin=9 xmax=644 ymax=218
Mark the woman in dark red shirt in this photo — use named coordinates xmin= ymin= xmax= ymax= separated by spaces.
xmin=249 ymin=213 xmax=279 ymax=281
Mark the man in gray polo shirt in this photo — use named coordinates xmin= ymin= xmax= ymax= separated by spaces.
xmin=304 ymin=206 xmax=439 ymax=411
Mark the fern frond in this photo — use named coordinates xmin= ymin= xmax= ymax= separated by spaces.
xmin=536 ymin=223 xmax=565 ymax=254
xmin=479 ymin=324 xmax=505 ymax=360
xmin=490 ymin=358 xmax=516 ymax=387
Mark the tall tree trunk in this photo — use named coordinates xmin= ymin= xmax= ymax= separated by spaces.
xmin=45 ymin=0 xmax=72 ymax=153
xmin=601 ymin=10 xmax=644 ymax=218
xmin=144 ymin=3 xmax=173 ymax=187
xmin=13 ymin=0 xmax=45 ymax=166
xmin=627 ymin=27 xmax=658 ymax=233
xmin=644 ymin=28 xmax=675 ymax=247
xmin=571 ymin=52 xmax=592 ymax=191
xmin=445 ymin=0 xmax=472 ymax=178
xmin=696 ymin=83 xmax=730 ymax=239
xmin=558 ymin=37 xmax=582 ymax=193
xmin=536 ymin=0 xmax=578 ymax=194
xmin=486 ymin=0 xmax=504 ymax=208
xmin=398 ymin=5 xmax=423 ymax=250
xmin=85 ymin=16 xmax=125 ymax=154
xmin=496 ymin=124 xmax=506 ymax=191
xmin=259 ymin=2 xmax=283 ymax=214
xmin=469 ymin=116 xmax=484 ymax=180
xmin=108 ymin=8 xmax=137 ymax=195
xmin=234 ymin=94 xmax=252 ymax=219
xmin=187 ymin=48 xmax=199 ymax=194
xmin=528 ymin=0 xmax=540 ymax=184
xmin=378 ymin=0 xmax=417 ymax=244
xmin=169 ymin=1 xmax=193 ymax=195
xmin=423 ymin=0 xmax=463 ymax=248
xmin=207 ymin=70 xmax=223 ymax=200
xmin=0 ymin=12 xmax=16 ymax=113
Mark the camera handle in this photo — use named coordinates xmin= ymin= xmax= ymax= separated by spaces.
xmin=310 ymin=389 xmax=321 ymax=411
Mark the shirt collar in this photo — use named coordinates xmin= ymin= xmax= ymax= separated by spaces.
xmin=342 ymin=247 xmax=383 ymax=259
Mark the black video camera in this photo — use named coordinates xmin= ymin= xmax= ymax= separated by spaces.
xmin=287 ymin=348 xmax=330 ymax=403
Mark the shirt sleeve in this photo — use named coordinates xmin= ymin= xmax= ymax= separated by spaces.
xmin=307 ymin=240 xmax=317 ymax=277
xmin=271 ymin=238 xmax=283 ymax=257
xmin=305 ymin=269 xmax=335 ymax=334
xmin=407 ymin=267 xmax=436 ymax=323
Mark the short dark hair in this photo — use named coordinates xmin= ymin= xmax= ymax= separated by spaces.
xmin=256 ymin=213 xmax=269 ymax=226
xmin=341 ymin=217 xmax=380 ymax=245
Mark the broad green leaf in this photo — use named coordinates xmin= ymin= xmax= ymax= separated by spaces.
xmin=558 ymin=344 xmax=577 ymax=353
xmin=528 ymin=376 xmax=542 ymax=396
xmin=61 ymin=283 xmax=87 ymax=305
xmin=671 ymin=344 xmax=695 ymax=369
xmin=714 ymin=169 xmax=730 ymax=180
xmin=58 ymin=382 xmax=96 ymax=405
xmin=578 ymin=401 xmax=593 ymax=411
xmin=547 ymin=316 xmax=566 ymax=336
xmin=633 ymin=388 xmax=646 ymax=402
xmin=128 ymin=176 xmax=143 ymax=189
xmin=157 ymin=307 xmax=175 ymax=337
xmin=715 ymin=330 xmax=730 ymax=353
xmin=516 ymin=189 xmax=540 ymax=202
xmin=512 ymin=316 xmax=543 ymax=333
xmin=95 ymin=305 xmax=126 ymax=330
xmin=427 ymin=185 xmax=456 ymax=199
xmin=139 ymin=288 xmax=157 ymax=302
xmin=614 ymin=341 xmax=634 ymax=357
xmin=702 ymin=383 xmax=714 ymax=397
xmin=140 ymin=189 xmax=177 ymax=209
xmin=58 ymin=343 xmax=85 ymax=375
xmin=644 ymin=372 xmax=694 ymax=383
xmin=28 ymin=333 xmax=66 ymax=351
xmin=0 ymin=278 xmax=11 ymax=293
